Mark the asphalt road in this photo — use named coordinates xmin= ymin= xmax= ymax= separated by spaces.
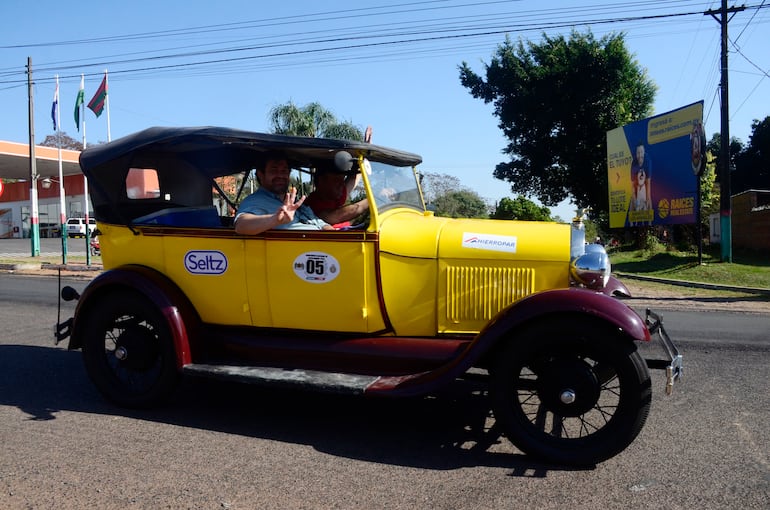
xmin=0 ymin=274 xmax=768 ymax=509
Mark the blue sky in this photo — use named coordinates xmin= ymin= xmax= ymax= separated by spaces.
xmin=2 ymin=0 xmax=768 ymax=221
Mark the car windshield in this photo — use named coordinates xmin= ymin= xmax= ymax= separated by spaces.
xmin=365 ymin=160 xmax=424 ymax=212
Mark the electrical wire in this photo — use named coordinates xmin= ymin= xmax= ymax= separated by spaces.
xmin=0 ymin=1 xmax=752 ymax=86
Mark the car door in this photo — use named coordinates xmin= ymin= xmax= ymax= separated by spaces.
xmin=244 ymin=230 xmax=385 ymax=333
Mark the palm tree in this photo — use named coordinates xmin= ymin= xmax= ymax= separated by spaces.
xmin=268 ymin=101 xmax=364 ymax=141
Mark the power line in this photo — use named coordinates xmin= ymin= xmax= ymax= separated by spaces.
xmin=0 ymin=7 xmax=721 ymax=86
xmin=733 ymin=0 xmax=766 ymax=42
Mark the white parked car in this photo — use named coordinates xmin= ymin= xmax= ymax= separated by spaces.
xmin=65 ymin=217 xmax=96 ymax=238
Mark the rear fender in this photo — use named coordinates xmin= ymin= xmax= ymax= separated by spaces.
xmin=68 ymin=265 xmax=201 ymax=367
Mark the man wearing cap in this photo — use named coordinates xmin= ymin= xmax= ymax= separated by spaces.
xmin=234 ymin=154 xmax=333 ymax=235
xmin=305 ymin=158 xmax=369 ymax=229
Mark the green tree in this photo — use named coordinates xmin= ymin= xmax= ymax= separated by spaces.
xmin=706 ymin=132 xmax=743 ymax=181
xmin=433 ymin=189 xmax=488 ymax=218
xmin=459 ymin=30 xmax=656 ymax=220
xmin=700 ymin=153 xmax=719 ymax=217
xmin=734 ymin=116 xmax=770 ymax=192
xmin=420 ymin=172 xmax=462 ymax=204
xmin=491 ymin=196 xmax=552 ymax=221
xmin=268 ymin=101 xmax=364 ymax=140
xmin=40 ymin=132 xmax=84 ymax=151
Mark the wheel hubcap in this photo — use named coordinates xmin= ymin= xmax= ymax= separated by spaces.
xmin=537 ymin=358 xmax=601 ymax=417
xmin=114 ymin=346 xmax=128 ymax=361
xmin=113 ymin=327 xmax=158 ymax=371
xmin=560 ymin=389 xmax=576 ymax=404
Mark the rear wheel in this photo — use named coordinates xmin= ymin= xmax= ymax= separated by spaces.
xmin=81 ymin=290 xmax=179 ymax=407
xmin=489 ymin=319 xmax=651 ymax=466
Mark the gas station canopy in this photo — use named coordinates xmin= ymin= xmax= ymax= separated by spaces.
xmin=0 ymin=140 xmax=82 ymax=181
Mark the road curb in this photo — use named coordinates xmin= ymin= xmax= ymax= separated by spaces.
xmin=42 ymin=263 xmax=103 ymax=272
xmin=0 ymin=262 xmax=103 ymax=274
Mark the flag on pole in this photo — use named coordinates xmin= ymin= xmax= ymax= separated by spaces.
xmin=87 ymin=73 xmax=108 ymax=117
xmin=51 ymin=82 xmax=59 ymax=131
xmin=74 ymin=75 xmax=85 ymax=131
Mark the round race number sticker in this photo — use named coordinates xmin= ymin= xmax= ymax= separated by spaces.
xmin=293 ymin=252 xmax=340 ymax=284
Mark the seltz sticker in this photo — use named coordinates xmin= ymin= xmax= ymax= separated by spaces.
xmin=184 ymin=250 xmax=228 ymax=275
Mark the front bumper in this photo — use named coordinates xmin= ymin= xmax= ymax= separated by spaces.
xmin=644 ymin=309 xmax=683 ymax=395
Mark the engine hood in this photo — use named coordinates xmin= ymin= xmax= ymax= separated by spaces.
xmin=378 ymin=211 xmax=571 ymax=263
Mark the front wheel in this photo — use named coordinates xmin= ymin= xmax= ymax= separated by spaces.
xmin=489 ymin=318 xmax=652 ymax=466
xmin=80 ymin=290 xmax=179 ymax=407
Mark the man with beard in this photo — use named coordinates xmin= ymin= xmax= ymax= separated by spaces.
xmin=234 ymin=153 xmax=333 ymax=235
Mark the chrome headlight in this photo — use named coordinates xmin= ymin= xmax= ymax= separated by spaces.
xmin=570 ymin=244 xmax=611 ymax=289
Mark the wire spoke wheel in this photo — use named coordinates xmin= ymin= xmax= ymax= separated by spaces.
xmin=490 ymin=318 xmax=652 ymax=466
xmin=81 ymin=291 xmax=178 ymax=407
xmin=102 ymin=314 xmax=164 ymax=393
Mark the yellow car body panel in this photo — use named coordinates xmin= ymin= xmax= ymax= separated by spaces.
xmin=100 ymin=224 xmax=252 ymax=326
xmin=102 ymin=225 xmax=387 ymax=332
xmin=255 ymin=236 xmax=385 ymax=332
xmin=377 ymin=212 xmax=571 ymax=335
xmin=98 ymin=209 xmax=570 ymax=337
xmin=378 ymin=252 xmax=439 ymax=336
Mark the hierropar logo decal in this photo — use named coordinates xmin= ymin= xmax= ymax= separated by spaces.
xmin=462 ymin=232 xmax=518 ymax=254
xmin=184 ymin=250 xmax=228 ymax=275
xmin=293 ymin=252 xmax=340 ymax=283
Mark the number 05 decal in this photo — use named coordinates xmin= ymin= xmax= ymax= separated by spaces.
xmin=293 ymin=252 xmax=340 ymax=283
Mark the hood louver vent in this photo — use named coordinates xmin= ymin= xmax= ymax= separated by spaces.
xmin=446 ymin=266 xmax=535 ymax=322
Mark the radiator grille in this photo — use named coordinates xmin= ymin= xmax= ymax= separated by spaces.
xmin=446 ymin=266 xmax=535 ymax=322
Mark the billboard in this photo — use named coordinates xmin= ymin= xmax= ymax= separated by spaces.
xmin=607 ymin=101 xmax=705 ymax=228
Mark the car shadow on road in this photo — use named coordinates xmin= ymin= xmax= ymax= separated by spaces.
xmin=0 ymin=344 xmax=590 ymax=476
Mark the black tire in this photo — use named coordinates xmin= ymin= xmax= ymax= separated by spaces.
xmin=489 ymin=318 xmax=652 ymax=466
xmin=80 ymin=290 xmax=179 ymax=408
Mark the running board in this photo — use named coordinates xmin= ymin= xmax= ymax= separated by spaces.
xmin=182 ymin=363 xmax=379 ymax=395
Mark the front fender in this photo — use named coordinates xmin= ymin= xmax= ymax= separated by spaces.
xmin=480 ymin=287 xmax=650 ymax=347
xmin=68 ymin=265 xmax=201 ymax=367
xmin=602 ymin=275 xmax=632 ymax=298
xmin=369 ymin=287 xmax=650 ymax=397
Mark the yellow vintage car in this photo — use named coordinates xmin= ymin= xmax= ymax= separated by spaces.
xmin=56 ymin=127 xmax=681 ymax=466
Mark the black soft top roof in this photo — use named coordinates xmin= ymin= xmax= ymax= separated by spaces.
xmin=80 ymin=126 xmax=422 ymax=179
xmin=79 ymin=126 xmax=422 ymax=225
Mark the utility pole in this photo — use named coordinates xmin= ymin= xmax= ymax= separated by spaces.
xmin=26 ymin=57 xmax=40 ymax=257
xmin=706 ymin=1 xmax=745 ymax=263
